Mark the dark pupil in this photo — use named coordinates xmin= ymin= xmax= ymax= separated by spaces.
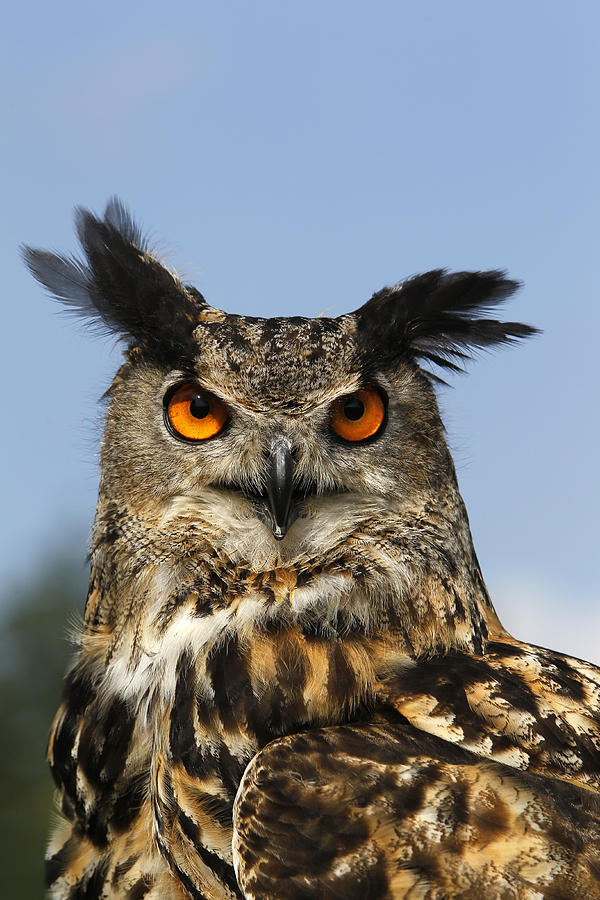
xmin=189 ymin=395 xmax=210 ymax=419
xmin=344 ymin=397 xmax=364 ymax=421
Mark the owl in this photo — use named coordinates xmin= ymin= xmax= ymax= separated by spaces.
xmin=24 ymin=200 xmax=600 ymax=900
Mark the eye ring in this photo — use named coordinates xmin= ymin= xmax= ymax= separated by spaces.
xmin=330 ymin=386 xmax=387 ymax=443
xmin=164 ymin=383 xmax=228 ymax=442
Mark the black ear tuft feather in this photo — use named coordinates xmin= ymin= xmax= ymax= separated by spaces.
xmin=21 ymin=198 xmax=207 ymax=369
xmin=355 ymin=269 xmax=538 ymax=377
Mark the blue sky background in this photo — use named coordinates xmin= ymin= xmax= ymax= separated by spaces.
xmin=2 ymin=2 xmax=599 ymax=660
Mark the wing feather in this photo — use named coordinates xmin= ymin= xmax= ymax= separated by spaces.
xmin=233 ymin=720 xmax=600 ymax=900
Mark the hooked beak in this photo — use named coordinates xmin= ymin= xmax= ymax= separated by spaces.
xmin=265 ymin=441 xmax=295 ymax=540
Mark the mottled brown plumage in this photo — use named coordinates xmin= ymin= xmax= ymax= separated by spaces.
xmin=24 ymin=200 xmax=600 ymax=899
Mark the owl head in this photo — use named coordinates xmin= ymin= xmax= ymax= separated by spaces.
xmin=23 ymin=199 xmax=536 ymax=573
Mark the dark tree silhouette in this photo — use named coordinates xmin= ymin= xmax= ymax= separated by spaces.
xmin=0 ymin=554 xmax=87 ymax=899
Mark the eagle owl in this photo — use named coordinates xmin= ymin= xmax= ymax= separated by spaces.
xmin=25 ymin=200 xmax=600 ymax=899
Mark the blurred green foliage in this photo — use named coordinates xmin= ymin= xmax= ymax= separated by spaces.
xmin=0 ymin=555 xmax=87 ymax=899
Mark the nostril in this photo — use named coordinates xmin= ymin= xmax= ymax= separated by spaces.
xmin=262 ymin=444 xmax=297 ymax=463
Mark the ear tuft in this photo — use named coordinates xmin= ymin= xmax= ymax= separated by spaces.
xmin=22 ymin=198 xmax=207 ymax=368
xmin=355 ymin=269 xmax=538 ymax=376
xmin=102 ymin=195 xmax=150 ymax=250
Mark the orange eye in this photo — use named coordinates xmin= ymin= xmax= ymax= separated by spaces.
xmin=165 ymin=383 xmax=228 ymax=441
xmin=330 ymin=387 xmax=386 ymax=442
